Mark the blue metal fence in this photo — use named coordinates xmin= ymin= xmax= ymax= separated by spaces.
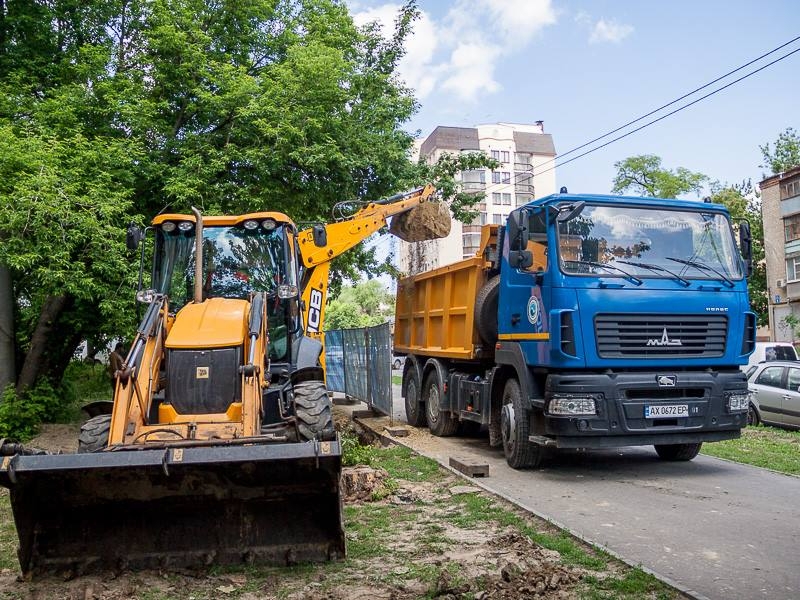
xmin=324 ymin=322 xmax=392 ymax=416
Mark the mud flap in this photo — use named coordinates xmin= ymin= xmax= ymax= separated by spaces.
xmin=0 ymin=439 xmax=344 ymax=577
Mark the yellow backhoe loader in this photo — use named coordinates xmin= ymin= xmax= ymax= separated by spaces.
xmin=0 ymin=185 xmax=447 ymax=577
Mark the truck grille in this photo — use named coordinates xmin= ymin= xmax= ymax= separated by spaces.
xmin=595 ymin=314 xmax=727 ymax=358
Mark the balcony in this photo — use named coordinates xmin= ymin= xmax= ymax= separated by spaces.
xmin=786 ymin=280 xmax=800 ymax=300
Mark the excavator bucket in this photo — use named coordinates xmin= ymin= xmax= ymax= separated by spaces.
xmin=389 ymin=200 xmax=451 ymax=242
xmin=0 ymin=439 xmax=344 ymax=577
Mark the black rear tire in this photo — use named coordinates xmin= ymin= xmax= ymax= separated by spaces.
xmin=474 ymin=276 xmax=500 ymax=346
xmin=293 ymin=380 xmax=335 ymax=441
xmin=404 ymin=366 xmax=426 ymax=427
xmin=501 ymin=378 xmax=542 ymax=469
xmin=654 ymin=442 xmax=702 ymax=461
xmin=424 ymin=370 xmax=458 ymax=437
xmin=78 ymin=414 xmax=111 ymax=453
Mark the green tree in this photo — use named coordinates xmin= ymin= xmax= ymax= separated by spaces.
xmin=760 ymin=127 xmax=800 ymax=175
xmin=325 ymin=280 xmax=394 ymax=330
xmin=612 ymin=155 xmax=708 ymax=198
xmin=0 ymin=0 xmax=440 ymax=417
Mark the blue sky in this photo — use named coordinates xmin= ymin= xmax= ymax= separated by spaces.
xmin=350 ymin=0 xmax=800 ymax=198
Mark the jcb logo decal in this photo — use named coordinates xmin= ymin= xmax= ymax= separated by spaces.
xmin=196 ymin=366 xmax=209 ymax=379
xmin=307 ymin=288 xmax=323 ymax=333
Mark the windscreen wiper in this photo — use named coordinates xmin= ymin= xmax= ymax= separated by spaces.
xmin=615 ymin=260 xmax=691 ymax=287
xmin=666 ymin=257 xmax=734 ymax=287
xmin=568 ymin=260 xmax=642 ymax=285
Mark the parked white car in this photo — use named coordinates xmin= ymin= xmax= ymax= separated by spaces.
xmin=744 ymin=341 xmax=798 ymax=374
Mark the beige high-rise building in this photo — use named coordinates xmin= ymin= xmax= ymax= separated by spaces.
xmin=401 ymin=122 xmax=556 ymax=275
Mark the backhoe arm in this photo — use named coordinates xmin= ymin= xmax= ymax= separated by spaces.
xmin=297 ymin=184 xmax=436 ymax=337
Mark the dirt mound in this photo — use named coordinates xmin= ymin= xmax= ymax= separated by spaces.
xmin=389 ymin=201 xmax=451 ymax=242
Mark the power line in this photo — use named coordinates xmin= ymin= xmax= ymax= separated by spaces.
xmin=534 ymin=44 xmax=800 ymax=177
xmin=536 ymin=34 xmax=800 ymax=170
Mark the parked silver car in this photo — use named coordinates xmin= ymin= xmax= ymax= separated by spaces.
xmin=747 ymin=360 xmax=800 ymax=429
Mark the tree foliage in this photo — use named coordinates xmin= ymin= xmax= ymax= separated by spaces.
xmin=760 ymin=127 xmax=800 ymax=175
xmin=325 ymin=280 xmax=394 ymax=330
xmin=611 ymin=155 xmax=707 ymax=198
xmin=0 ymin=0 xmax=435 ymax=414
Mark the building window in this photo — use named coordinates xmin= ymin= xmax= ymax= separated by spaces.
xmin=491 ymin=150 xmax=500 ymax=160
xmin=492 ymin=192 xmax=501 ymax=204
xmin=784 ymin=214 xmax=800 ymax=242
xmin=501 ymin=172 xmax=511 ymax=184
xmin=492 ymin=213 xmax=503 ymax=225
xmin=501 ymin=150 xmax=510 ymax=163
xmin=782 ymin=180 xmax=800 ymax=200
xmin=492 ymin=171 xmax=501 ymax=184
xmin=502 ymin=193 xmax=511 ymax=205
xmin=480 ymin=212 xmax=487 ymax=225
xmin=787 ymin=256 xmax=800 ymax=281
xmin=514 ymin=152 xmax=531 ymax=169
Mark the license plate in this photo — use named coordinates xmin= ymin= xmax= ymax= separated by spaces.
xmin=645 ymin=404 xmax=688 ymax=418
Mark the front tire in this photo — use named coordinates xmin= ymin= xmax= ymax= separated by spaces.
xmin=78 ymin=414 xmax=111 ymax=453
xmin=424 ymin=370 xmax=458 ymax=437
xmin=404 ymin=367 xmax=426 ymax=427
xmin=501 ymin=378 xmax=542 ymax=469
xmin=748 ymin=403 xmax=760 ymax=426
xmin=293 ymin=380 xmax=335 ymax=441
xmin=654 ymin=442 xmax=702 ymax=461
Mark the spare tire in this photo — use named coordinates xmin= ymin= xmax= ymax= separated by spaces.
xmin=475 ymin=275 xmax=500 ymax=345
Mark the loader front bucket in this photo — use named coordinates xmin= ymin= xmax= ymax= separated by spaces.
xmin=389 ymin=200 xmax=451 ymax=242
xmin=0 ymin=439 xmax=344 ymax=577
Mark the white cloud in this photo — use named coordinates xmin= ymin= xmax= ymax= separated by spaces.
xmin=589 ymin=18 xmax=634 ymax=44
xmin=351 ymin=0 xmax=557 ymax=103
xmin=441 ymin=41 xmax=502 ymax=101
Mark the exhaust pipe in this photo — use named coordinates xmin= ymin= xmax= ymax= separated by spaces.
xmin=191 ymin=206 xmax=203 ymax=304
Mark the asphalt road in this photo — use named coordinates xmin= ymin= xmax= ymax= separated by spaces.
xmin=361 ymin=382 xmax=800 ymax=600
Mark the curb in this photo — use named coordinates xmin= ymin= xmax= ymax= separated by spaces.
xmin=356 ymin=418 xmax=711 ymax=600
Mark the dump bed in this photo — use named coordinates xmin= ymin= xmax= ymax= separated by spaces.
xmin=394 ymin=255 xmax=490 ymax=360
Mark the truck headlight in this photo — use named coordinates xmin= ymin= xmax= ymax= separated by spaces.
xmin=726 ymin=392 xmax=750 ymax=412
xmin=548 ymin=395 xmax=597 ymax=416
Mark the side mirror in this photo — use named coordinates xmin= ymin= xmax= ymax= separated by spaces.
xmin=508 ymin=209 xmax=529 ymax=251
xmin=312 ymin=224 xmax=327 ymax=248
xmin=739 ymin=220 xmax=753 ymax=277
xmin=509 ymin=250 xmax=533 ymax=269
xmin=126 ymin=224 xmax=144 ymax=250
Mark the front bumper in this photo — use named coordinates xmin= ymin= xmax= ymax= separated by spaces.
xmin=541 ymin=370 xmax=747 ymax=448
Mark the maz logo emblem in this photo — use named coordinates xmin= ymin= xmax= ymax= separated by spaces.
xmin=647 ymin=328 xmax=682 ymax=347
xmin=657 ymin=375 xmax=677 ymax=387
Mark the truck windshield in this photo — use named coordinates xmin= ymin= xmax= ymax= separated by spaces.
xmin=153 ymin=224 xmax=293 ymax=311
xmin=557 ymin=205 xmax=742 ymax=281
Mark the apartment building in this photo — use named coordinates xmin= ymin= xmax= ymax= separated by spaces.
xmin=760 ymin=164 xmax=800 ymax=340
xmin=401 ymin=122 xmax=556 ymax=274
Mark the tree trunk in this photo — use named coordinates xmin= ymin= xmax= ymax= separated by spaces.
xmin=0 ymin=264 xmax=15 ymax=392
xmin=16 ymin=294 xmax=68 ymax=393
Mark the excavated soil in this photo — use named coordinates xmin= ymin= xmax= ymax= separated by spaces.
xmin=0 ymin=418 xmax=672 ymax=599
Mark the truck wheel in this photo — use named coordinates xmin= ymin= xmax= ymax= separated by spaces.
xmin=294 ymin=380 xmax=335 ymax=441
xmin=475 ymin=276 xmax=500 ymax=346
xmin=404 ymin=367 xmax=426 ymax=427
xmin=654 ymin=442 xmax=702 ymax=461
xmin=501 ymin=378 xmax=542 ymax=469
xmin=424 ymin=370 xmax=458 ymax=437
xmin=78 ymin=414 xmax=111 ymax=453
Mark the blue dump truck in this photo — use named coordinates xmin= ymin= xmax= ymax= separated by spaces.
xmin=394 ymin=192 xmax=755 ymax=468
